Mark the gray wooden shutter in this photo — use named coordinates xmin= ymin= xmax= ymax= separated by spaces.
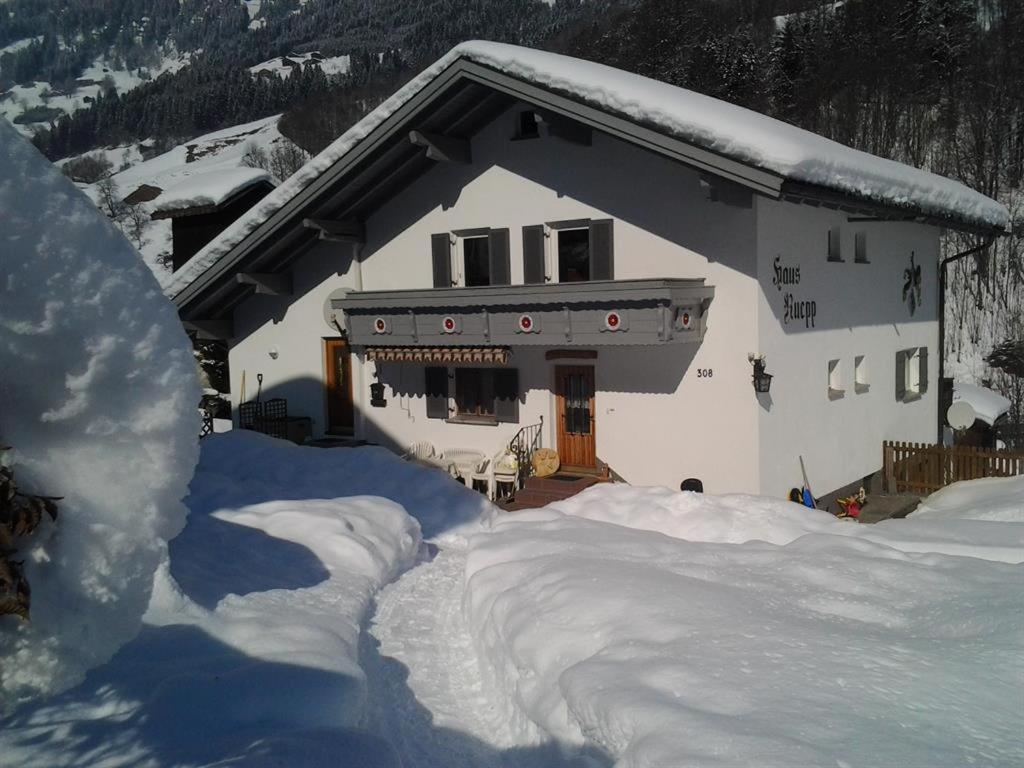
xmin=895 ymin=351 xmax=907 ymax=401
xmin=431 ymin=233 xmax=451 ymax=288
xmin=425 ymin=366 xmax=449 ymax=419
xmin=522 ymin=225 xmax=545 ymax=284
xmin=494 ymin=368 xmax=519 ymax=424
xmin=919 ymin=347 xmax=929 ymax=394
xmin=589 ymin=219 xmax=614 ymax=280
xmin=488 ymin=228 xmax=511 ymax=286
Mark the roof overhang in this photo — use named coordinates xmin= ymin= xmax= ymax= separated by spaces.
xmin=173 ymin=56 xmax=1004 ymax=321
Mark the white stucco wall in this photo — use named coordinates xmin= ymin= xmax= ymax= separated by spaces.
xmin=227 ymin=102 xmax=762 ymax=493
xmin=755 ymin=198 xmax=940 ymax=500
xmin=223 ymin=101 xmax=942 ymax=498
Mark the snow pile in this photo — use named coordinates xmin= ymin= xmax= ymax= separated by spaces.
xmin=464 ymin=485 xmax=1024 ymax=767
xmin=912 ymin=474 xmax=1024 ymax=522
xmin=1 ymin=430 xmax=493 ymax=766
xmin=0 ymin=122 xmax=200 ymax=709
xmin=952 ymin=380 xmax=1012 ymax=426
xmin=169 ymin=40 xmax=1007 ymax=295
xmin=152 ymin=167 xmax=274 ymax=213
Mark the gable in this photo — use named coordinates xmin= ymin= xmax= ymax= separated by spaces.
xmin=171 ymin=43 xmax=1007 ymax=323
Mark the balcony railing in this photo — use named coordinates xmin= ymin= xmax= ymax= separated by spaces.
xmin=333 ymin=278 xmax=714 ymax=348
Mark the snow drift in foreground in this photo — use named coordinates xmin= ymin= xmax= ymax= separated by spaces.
xmin=465 ymin=484 xmax=1024 ymax=767
xmin=0 ymin=122 xmax=200 ymax=709
xmin=912 ymin=474 xmax=1024 ymax=522
xmin=0 ymin=431 xmax=493 ymax=767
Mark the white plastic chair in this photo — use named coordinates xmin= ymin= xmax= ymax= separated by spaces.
xmin=402 ymin=441 xmax=449 ymax=471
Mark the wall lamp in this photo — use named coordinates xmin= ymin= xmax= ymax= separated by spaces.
xmin=749 ymin=354 xmax=773 ymax=393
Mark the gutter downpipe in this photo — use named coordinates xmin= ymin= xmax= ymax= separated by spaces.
xmin=937 ymin=234 xmax=997 ymax=441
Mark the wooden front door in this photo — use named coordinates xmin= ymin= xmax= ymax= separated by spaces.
xmin=555 ymin=365 xmax=596 ymax=470
xmin=324 ymin=338 xmax=354 ymax=434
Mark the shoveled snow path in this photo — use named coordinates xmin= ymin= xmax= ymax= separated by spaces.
xmin=363 ymin=545 xmax=602 ymax=768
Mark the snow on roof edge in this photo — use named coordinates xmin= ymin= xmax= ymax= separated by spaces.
xmin=953 ymin=381 xmax=1012 ymax=427
xmin=153 ymin=167 xmax=276 ymax=214
xmin=168 ymin=41 xmax=1010 ymax=300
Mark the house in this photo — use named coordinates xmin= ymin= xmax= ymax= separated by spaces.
xmin=169 ymin=42 xmax=1008 ymax=498
xmin=152 ymin=167 xmax=276 ymax=272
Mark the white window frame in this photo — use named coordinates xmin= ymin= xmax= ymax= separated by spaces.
xmin=904 ymin=348 xmax=922 ymax=397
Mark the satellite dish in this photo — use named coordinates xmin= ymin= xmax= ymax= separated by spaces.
xmin=323 ymin=288 xmax=350 ymax=333
xmin=946 ymin=401 xmax=976 ymax=430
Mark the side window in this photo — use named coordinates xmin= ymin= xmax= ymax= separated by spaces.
xmin=896 ymin=347 xmax=929 ymax=402
xmin=828 ymin=358 xmax=844 ymax=399
xmin=827 ymin=226 xmax=843 ymax=262
xmin=854 ymin=231 xmax=869 ymax=264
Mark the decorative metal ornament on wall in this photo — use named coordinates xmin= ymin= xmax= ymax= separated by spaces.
xmin=903 ymin=251 xmax=922 ymax=315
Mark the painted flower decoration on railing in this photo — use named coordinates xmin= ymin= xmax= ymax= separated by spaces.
xmin=903 ymin=252 xmax=922 ymax=315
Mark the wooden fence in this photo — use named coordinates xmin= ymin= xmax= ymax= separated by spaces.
xmin=883 ymin=441 xmax=1024 ymax=495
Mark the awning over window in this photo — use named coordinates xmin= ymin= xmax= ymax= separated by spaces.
xmin=365 ymin=346 xmax=511 ymax=365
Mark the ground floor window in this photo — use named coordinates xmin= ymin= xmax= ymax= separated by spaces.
xmin=455 ymin=368 xmax=495 ymax=420
xmin=425 ymin=366 xmax=519 ymax=423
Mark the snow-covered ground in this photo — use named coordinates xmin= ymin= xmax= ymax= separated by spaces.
xmin=1 ymin=425 xmax=1020 ymax=766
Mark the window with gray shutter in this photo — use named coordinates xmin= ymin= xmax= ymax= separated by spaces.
xmin=425 ymin=366 xmax=449 ymax=419
xmin=919 ymin=347 xmax=929 ymax=394
xmin=494 ymin=368 xmax=520 ymax=424
xmin=431 ymin=233 xmax=452 ymax=288
xmin=895 ymin=350 xmax=907 ymax=401
xmin=523 ymin=225 xmax=546 ymax=284
xmin=488 ymin=228 xmax=511 ymax=286
xmin=589 ymin=219 xmax=614 ymax=280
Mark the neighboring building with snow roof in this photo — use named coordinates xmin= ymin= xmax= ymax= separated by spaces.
xmin=153 ymin=167 xmax=276 ymax=271
xmin=170 ymin=42 xmax=1007 ymax=498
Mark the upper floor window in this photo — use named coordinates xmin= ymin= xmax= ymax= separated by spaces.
xmin=558 ymin=227 xmax=590 ymax=283
xmin=462 ymin=235 xmax=491 ymax=287
xmin=516 ymin=110 xmax=541 ymax=140
xmin=522 ymin=219 xmax=614 ymax=284
xmin=827 ymin=226 xmax=843 ymax=262
xmin=854 ymin=231 xmax=869 ymax=264
xmin=431 ymin=229 xmax=510 ymax=288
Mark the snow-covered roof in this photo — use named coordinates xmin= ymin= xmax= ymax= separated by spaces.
xmin=153 ymin=167 xmax=274 ymax=215
xmin=953 ymin=382 xmax=1012 ymax=426
xmin=169 ymin=41 xmax=1009 ymax=299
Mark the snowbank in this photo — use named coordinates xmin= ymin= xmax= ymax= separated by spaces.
xmin=0 ymin=122 xmax=200 ymax=708
xmin=465 ymin=485 xmax=1024 ymax=767
xmin=1 ymin=430 xmax=493 ymax=766
xmin=168 ymin=40 xmax=1008 ymax=296
xmin=912 ymin=474 xmax=1024 ymax=522
xmin=952 ymin=381 xmax=1012 ymax=426
xmin=152 ymin=167 xmax=274 ymax=214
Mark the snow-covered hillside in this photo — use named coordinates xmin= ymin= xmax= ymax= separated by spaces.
xmin=250 ymin=51 xmax=351 ymax=78
xmin=0 ymin=46 xmax=191 ymax=137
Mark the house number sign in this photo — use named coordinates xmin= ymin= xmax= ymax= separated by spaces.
xmin=772 ymin=255 xmax=817 ymax=328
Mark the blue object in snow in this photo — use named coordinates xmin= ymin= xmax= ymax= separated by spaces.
xmin=802 ymin=488 xmax=815 ymax=508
